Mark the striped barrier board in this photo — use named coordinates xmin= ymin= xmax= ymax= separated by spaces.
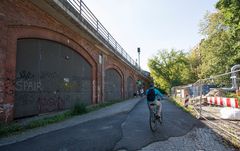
xmin=207 ymin=97 xmax=239 ymax=108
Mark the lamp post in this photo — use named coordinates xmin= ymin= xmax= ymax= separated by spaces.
xmin=137 ymin=47 xmax=140 ymax=69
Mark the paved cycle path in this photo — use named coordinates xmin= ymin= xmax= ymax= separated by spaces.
xmin=114 ymin=97 xmax=205 ymax=150
xmin=0 ymin=97 xmax=204 ymax=151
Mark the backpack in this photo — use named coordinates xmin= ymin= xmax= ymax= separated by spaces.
xmin=147 ymin=89 xmax=155 ymax=101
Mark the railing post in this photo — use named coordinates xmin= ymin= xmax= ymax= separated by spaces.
xmin=96 ymin=20 xmax=99 ymax=32
xmin=79 ymin=0 xmax=82 ymax=16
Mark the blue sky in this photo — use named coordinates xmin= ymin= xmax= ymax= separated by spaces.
xmin=83 ymin=0 xmax=219 ymax=71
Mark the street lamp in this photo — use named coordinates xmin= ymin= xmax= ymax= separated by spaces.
xmin=137 ymin=47 xmax=140 ymax=69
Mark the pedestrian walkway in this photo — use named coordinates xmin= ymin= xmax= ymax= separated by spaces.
xmin=0 ymin=97 xmax=144 ymax=146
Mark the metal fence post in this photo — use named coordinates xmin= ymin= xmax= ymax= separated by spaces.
xmin=199 ymin=80 xmax=202 ymax=118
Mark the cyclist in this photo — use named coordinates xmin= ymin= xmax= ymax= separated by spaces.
xmin=146 ymin=83 xmax=163 ymax=119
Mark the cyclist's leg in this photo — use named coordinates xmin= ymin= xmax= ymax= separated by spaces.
xmin=147 ymin=101 xmax=152 ymax=112
xmin=147 ymin=101 xmax=154 ymax=112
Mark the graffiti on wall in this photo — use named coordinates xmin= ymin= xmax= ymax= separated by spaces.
xmin=0 ymin=70 xmax=42 ymax=97
xmin=38 ymin=96 xmax=65 ymax=113
xmin=0 ymin=103 xmax=14 ymax=122
xmin=11 ymin=70 xmax=91 ymax=118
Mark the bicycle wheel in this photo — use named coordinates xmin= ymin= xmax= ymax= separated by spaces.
xmin=159 ymin=110 xmax=163 ymax=124
xmin=149 ymin=111 xmax=157 ymax=132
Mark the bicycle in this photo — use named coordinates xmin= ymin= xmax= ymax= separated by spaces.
xmin=149 ymin=102 xmax=163 ymax=132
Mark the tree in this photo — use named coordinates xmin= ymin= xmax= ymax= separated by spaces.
xmin=148 ymin=49 xmax=195 ymax=93
xmin=216 ymin=0 xmax=240 ymax=35
xmin=149 ymin=0 xmax=240 ymax=91
xmin=187 ymin=44 xmax=201 ymax=79
xmin=216 ymin=0 xmax=240 ymax=62
xmin=197 ymin=12 xmax=237 ymax=78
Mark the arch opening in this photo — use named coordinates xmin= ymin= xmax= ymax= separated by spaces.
xmin=104 ymin=68 xmax=122 ymax=102
xmin=14 ymin=38 xmax=92 ymax=118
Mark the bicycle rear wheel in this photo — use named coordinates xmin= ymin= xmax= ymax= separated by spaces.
xmin=149 ymin=111 xmax=157 ymax=132
xmin=159 ymin=109 xmax=163 ymax=124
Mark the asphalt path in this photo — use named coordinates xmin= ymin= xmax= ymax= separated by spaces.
xmin=0 ymin=97 xmax=204 ymax=151
xmin=114 ymin=97 xmax=204 ymax=150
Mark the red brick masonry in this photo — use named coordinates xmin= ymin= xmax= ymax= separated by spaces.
xmin=0 ymin=0 xmax=149 ymax=122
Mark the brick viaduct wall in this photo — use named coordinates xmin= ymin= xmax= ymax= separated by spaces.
xmin=0 ymin=0 xmax=150 ymax=122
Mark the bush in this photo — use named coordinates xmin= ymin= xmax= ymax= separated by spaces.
xmin=0 ymin=123 xmax=23 ymax=137
xmin=70 ymin=103 xmax=88 ymax=116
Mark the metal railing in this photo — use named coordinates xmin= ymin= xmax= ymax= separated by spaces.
xmin=171 ymin=69 xmax=240 ymax=147
xmin=57 ymin=0 xmax=140 ymax=71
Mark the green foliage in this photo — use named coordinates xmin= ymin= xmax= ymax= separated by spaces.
xmin=216 ymin=0 xmax=240 ymax=33
xmin=0 ymin=123 xmax=23 ymax=137
xmin=195 ymin=6 xmax=240 ymax=79
xmin=148 ymin=0 xmax=240 ymax=93
xmin=70 ymin=103 xmax=88 ymax=116
xmin=216 ymin=0 xmax=240 ymax=63
xmin=87 ymin=100 xmax=122 ymax=112
xmin=169 ymin=97 xmax=194 ymax=115
xmin=187 ymin=46 xmax=201 ymax=78
xmin=0 ymin=112 xmax=73 ymax=137
xmin=199 ymin=12 xmax=226 ymax=37
xmin=218 ymin=1 xmax=240 ymax=51
xmin=148 ymin=49 xmax=196 ymax=93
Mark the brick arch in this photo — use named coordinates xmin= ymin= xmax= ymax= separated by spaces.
xmin=5 ymin=25 xmax=98 ymax=119
xmin=104 ymin=67 xmax=123 ymax=102
xmin=7 ymin=25 xmax=97 ymax=69
xmin=123 ymin=69 xmax=137 ymax=98
xmin=105 ymin=65 xmax=124 ymax=96
xmin=126 ymin=75 xmax=135 ymax=99
xmin=105 ymin=65 xmax=124 ymax=80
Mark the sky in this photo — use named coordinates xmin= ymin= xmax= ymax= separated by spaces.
xmin=83 ymin=0 xmax=219 ymax=71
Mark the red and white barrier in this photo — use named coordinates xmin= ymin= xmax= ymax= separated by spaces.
xmin=207 ymin=97 xmax=239 ymax=108
xmin=184 ymin=98 xmax=189 ymax=107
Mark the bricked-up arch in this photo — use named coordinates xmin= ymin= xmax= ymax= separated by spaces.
xmin=104 ymin=68 xmax=122 ymax=102
xmin=126 ymin=76 xmax=135 ymax=99
xmin=14 ymin=38 xmax=92 ymax=118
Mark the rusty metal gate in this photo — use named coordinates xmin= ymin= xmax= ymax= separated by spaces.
xmin=15 ymin=38 xmax=92 ymax=119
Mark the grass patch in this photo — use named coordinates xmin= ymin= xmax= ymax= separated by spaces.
xmin=87 ymin=100 xmax=121 ymax=112
xmin=70 ymin=103 xmax=88 ymax=116
xmin=25 ymin=111 xmax=72 ymax=129
xmin=0 ymin=111 xmax=74 ymax=137
xmin=0 ymin=123 xmax=23 ymax=137
xmin=169 ymin=97 xmax=196 ymax=116
xmin=0 ymin=100 xmax=122 ymax=138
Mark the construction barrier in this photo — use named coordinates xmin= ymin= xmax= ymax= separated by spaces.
xmin=207 ymin=97 xmax=239 ymax=108
xmin=184 ymin=97 xmax=189 ymax=108
xmin=220 ymin=108 xmax=240 ymax=120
